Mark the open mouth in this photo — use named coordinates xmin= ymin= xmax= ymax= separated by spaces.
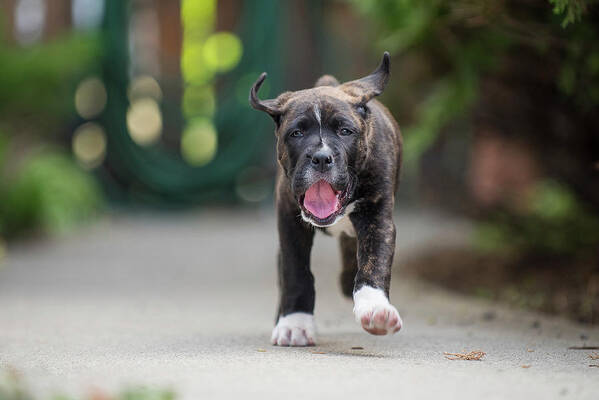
xmin=299 ymin=180 xmax=349 ymax=225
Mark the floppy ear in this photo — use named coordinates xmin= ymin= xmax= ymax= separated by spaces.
xmin=341 ymin=52 xmax=390 ymax=104
xmin=314 ymin=74 xmax=339 ymax=87
xmin=249 ymin=73 xmax=281 ymax=122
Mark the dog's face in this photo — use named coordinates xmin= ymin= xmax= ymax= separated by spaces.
xmin=275 ymin=90 xmax=364 ymax=227
xmin=250 ymin=53 xmax=390 ymax=227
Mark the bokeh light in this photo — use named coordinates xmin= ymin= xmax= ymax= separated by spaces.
xmin=182 ymin=85 xmax=215 ymax=118
xmin=75 ymin=76 xmax=107 ymax=119
xmin=72 ymin=122 xmax=107 ymax=169
xmin=235 ymin=166 xmax=272 ymax=203
xmin=181 ymin=42 xmax=215 ymax=85
xmin=179 ymin=0 xmax=243 ymax=166
xmin=14 ymin=0 xmax=46 ymax=45
xmin=126 ymin=98 xmax=163 ymax=146
xmin=128 ymin=75 xmax=163 ymax=103
xmin=72 ymin=0 xmax=104 ymax=30
xmin=202 ymin=32 xmax=243 ymax=73
xmin=181 ymin=118 xmax=217 ymax=166
xmin=181 ymin=0 xmax=215 ymax=36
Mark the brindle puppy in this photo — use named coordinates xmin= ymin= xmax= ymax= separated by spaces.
xmin=250 ymin=52 xmax=402 ymax=346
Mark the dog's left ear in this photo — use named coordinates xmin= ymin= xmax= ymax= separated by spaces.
xmin=249 ymin=73 xmax=283 ymax=123
xmin=341 ymin=52 xmax=390 ymax=105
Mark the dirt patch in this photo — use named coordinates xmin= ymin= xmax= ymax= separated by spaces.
xmin=401 ymin=247 xmax=599 ymax=324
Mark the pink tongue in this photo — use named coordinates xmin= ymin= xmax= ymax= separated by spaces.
xmin=303 ymin=180 xmax=339 ymax=219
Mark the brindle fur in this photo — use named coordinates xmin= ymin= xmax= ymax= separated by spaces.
xmin=339 ymin=232 xmax=358 ymax=298
xmin=250 ymin=53 xmax=402 ymax=322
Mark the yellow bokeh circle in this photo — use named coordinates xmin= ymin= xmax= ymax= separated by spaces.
xmin=126 ymin=98 xmax=163 ymax=146
xmin=181 ymin=118 xmax=218 ymax=166
xmin=75 ymin=76 xmax=107 ymax=119
xmin=202 ymin=32 xmax=243 ymax=73
xmin=72 ymin=122 xmax=107 ymax=169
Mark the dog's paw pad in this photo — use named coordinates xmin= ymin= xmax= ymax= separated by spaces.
xmin=353 ymin=286 xmax=402 ymax=335
xmin=357 ymin=305 xmax=402 ymax=335
xmin=271 ymin=312 xmax=316 ymax=346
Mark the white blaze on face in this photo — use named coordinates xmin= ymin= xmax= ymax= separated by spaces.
xmin=313 ymin=103 xmax=333 ymax=153
xmin=313 ymin=104 xmax=321 ymax=127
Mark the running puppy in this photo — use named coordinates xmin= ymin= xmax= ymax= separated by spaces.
xmin=250 ymin=52 xmax=402 ymax=346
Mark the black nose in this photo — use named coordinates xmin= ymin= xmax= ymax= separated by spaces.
xmin=308 ymin=148 xmax=334 ymax=172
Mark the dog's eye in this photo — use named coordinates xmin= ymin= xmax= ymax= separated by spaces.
xmin=289 ymin=130 xmax=303 ymax=138
xmin=339 ymin=128 xmax=354 ymax=136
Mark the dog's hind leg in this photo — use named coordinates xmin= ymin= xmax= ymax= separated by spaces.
xmin=339 ymin=233 xmax=358 ymax=298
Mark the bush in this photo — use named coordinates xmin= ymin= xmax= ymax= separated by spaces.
xmin=0 ymin=148 xmax=103 ymax=238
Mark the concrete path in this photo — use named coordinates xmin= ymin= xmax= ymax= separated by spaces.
xmin=0 ymin=209 xmax=598 ymax=399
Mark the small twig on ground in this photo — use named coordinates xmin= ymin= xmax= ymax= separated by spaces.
xmin=444 ymin=350 xmax=486 ymax=360
xmin=521 ymin=365 xmax=531 ymax=368
xmin=589 ymin=364 xmax=599 ymax=368
xmin=568 ymin=346 xmax=599 ymax=350
xmin=589 ymin=352 xmax=599 ymax=360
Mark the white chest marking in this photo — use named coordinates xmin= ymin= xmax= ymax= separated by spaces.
xmin=325 ymin=202 xmax=356 ymax=237
xmin=314 ymin=104 xmax=332 ymax=151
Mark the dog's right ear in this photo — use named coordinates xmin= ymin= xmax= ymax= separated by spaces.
xmin=249 ymin=73 xmax=282 ymax=123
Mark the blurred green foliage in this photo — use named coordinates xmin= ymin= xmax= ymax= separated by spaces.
xmin=0 ymin=131 xmax=7 ymax=167
xmin=0 ymin=150 xmax=103 ymax=238
xmin=0 ymin=23 xmax=104 ymax=239
xmin=0 ymin=369 xmax=175 ymax=400
xmin=0 ymin=33 xmax=101 ymax=129
xmin=475 ymin=180 xmax=599 ymax=256
xmin=550 ymin=0 xmax=596 ymax=26
xmin=54 ymin=388 xmax=175 ymax=400
xmin=351 ymin=0 xmax=599 ymax=257
xmin=350 ymin=0 xmax=509 ymax=166
xmin=350 ymin=0 xmax=598 ymax=165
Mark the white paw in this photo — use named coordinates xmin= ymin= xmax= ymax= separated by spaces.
xmin=271 ymin=312 xmax=316 ymax=346
xmin=353 ymin=286 xmax=402 ymax=335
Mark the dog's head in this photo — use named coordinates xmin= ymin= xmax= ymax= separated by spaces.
xmin=250 ymin=53 xmax=390 ymax=227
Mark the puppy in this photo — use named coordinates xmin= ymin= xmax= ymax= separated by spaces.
xmin=250 ymin=52 xmax=402 ymax=346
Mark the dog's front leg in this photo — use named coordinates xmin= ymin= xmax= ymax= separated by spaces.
xmin=350 ymin=200 xmax=403 ymax=335
xmin=271 ymin=204 xmax=316 ymax=346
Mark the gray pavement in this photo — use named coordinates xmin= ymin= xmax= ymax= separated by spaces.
xmin=0 ymin=209 xmax=598 ymax=399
